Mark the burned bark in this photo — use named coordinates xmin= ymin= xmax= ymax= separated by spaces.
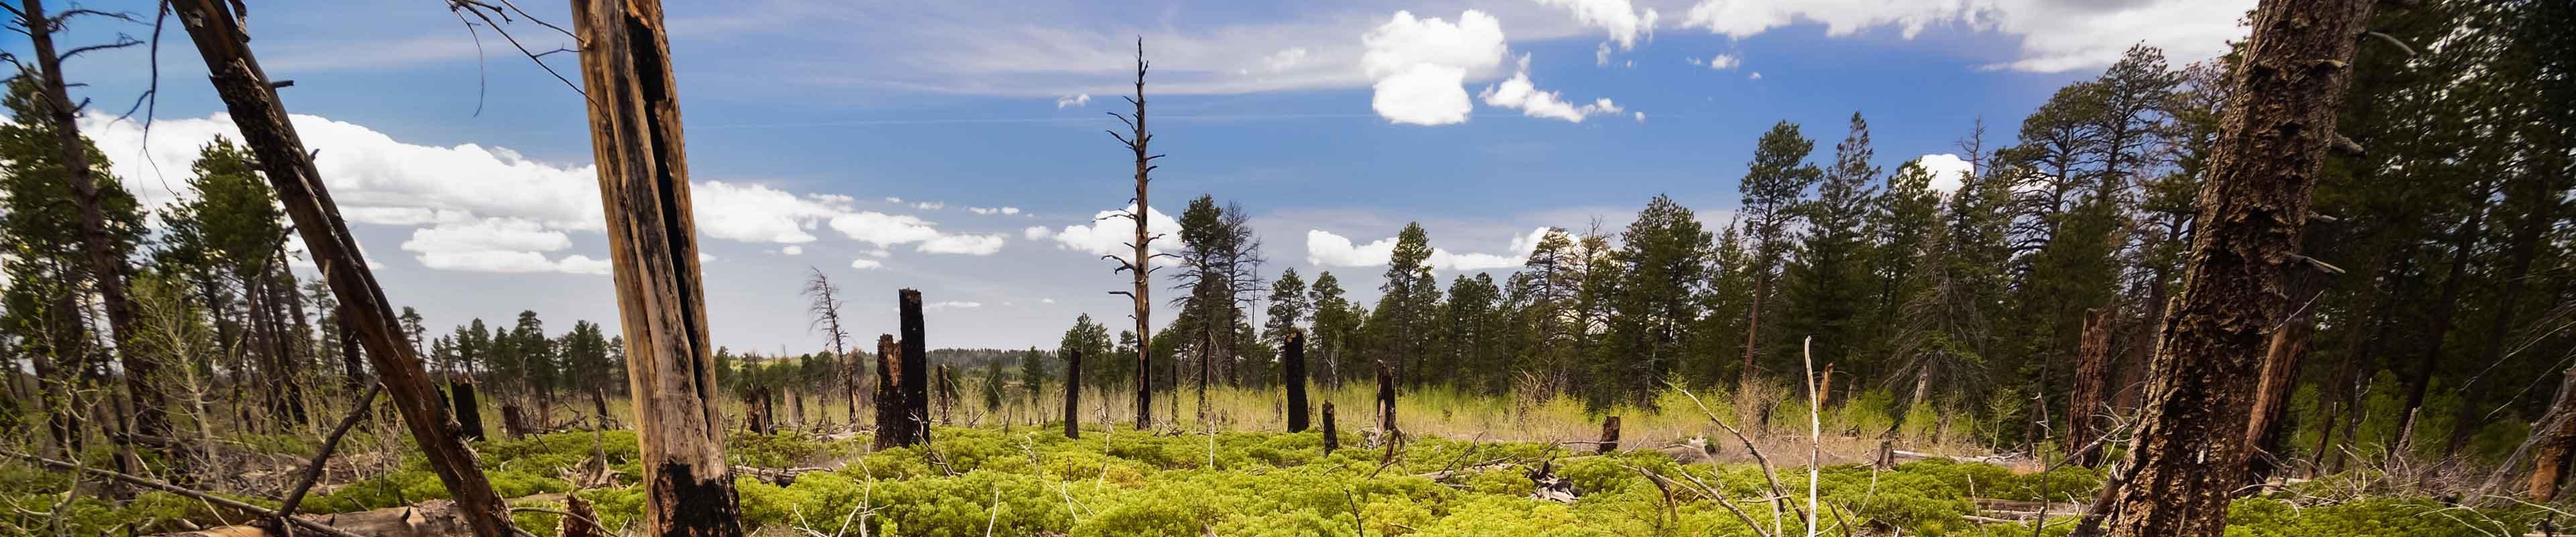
xmin=2067 ymin=308 xmax=2114 ymax=468
xmin=900 ymin=290 xmax=932 ymax=443
xmin=567 ymin=0 xmax=746 ymax=533
xmin=1065 ymin=348 xmax=1083 ymax=439
xmin=871 ymin=335 xmax=912 ymax=449
xmin=1375 ymin=362 xmax=1399 ymax=438
xmin=1322 ymin=402 xmax=1340 ymax=454
xmin=451 ymin=381 xmax=486 ymax=442
xmin=2072 ymin=0 xmax=2376 ymax=535
xmin=1597 ymin=416 xmax=1622 ymax=454
xmin=1285 ymin=330 xmax=1310 ymax=433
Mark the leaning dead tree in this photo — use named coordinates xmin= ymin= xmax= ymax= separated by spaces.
xmin=2071 ymin=0 xmax=2377 ymax=536
xmin=568 ymin=0 xmax=746 ymax=534
xmin=1100 ymin=38 xmax=1167 ymax=431
xmin=166 ymin=1 xmax=518 ymax=535
xmin=804 ymin=268 xmax=861 ymax=426
xmin=12 ymin=0 xmax=168 ymax=448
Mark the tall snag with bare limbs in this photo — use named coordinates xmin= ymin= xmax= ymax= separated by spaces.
xmin=568 ymin=0 xmax=745 ymax=534
xmin=2071 ymin=0 xmax=2375 ymax=535
xmin=1101 ymin=38 xmax=1169 ymax=430
xmin=166 ymin=0 xmax=517 ymax=534
xmin=804 ymin=267 xmax=859 ymax=425
xmin=9 ymin=0 xmax=168 ymax=452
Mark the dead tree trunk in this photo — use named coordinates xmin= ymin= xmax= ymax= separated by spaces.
xmin=2071 ymin=0 xmax=2375 ymax=535
xmin=1597 ymin=416 xmax=1622 ymax=454
xmin=871 ymin=335 xmax=913 ymax=449
xmin=2067 ymin=308 xmax=2114 ymax=468
xmin=451 ymin=381 xmax=486 ymax=442
xmin=1064 ymin=348 xmax=1082 ymax=439
xmin=168 ymin=1 xmax=517 ymax=534
xmin=2245 ymin=306 xmax=2315 ymax=485
xmin=17 ymin=0 xmax=168 ymax=444
xmin=1285 ymin=331 xmax=1309 ymax=433
xmin=2392 ymin=205 xmax=2487 ymax=450
xmin=568 ymin=0 xmax=746 ymax=533
xmin=1375 ymin=362 xmax=1398 ymax=438
xmin=899 ymin=290 xmax=932 ymax=444
xmin=2524 ymin=365 xmax=2576 ymax=501
xmin=1103 ymin=40 xmax=1161 ymax=432
xmin=500 ymin=405 xmax=531 ymax=440
xmin=1321 ymin=402 xmax=1340 ymax=454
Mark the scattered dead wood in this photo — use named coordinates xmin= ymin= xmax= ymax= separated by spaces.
xmin=4 ymin=448 xmax=364 ymax=537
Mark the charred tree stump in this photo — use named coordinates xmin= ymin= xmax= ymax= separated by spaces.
xmin=569 ymin=0 xmax=748 ymax=533
xmin=2072 ymin=0 xmax=2376 ymax=535
xmin=1064 ymin=348 xmax=1083 ymax=439
xmin=451 ymin=381 xmax=486 ymax=442
xmin=871 ymin=335 xmax=910 ymax=448
xmin=559 ymin=493 xmax=606 ymax=537
xmin=1285 ymin=331 xmax=1310 ymax=433
xmin=500 ymin=405 xmax=532 ymax=440
xmin=1597 ymin=416 xmax=1622 ymax=454
xmin=899 ymin=290 xmax=932 ymax=444
xmin=1321 ymin=402 xmax=1339 ymax=454
xmin=743 ymin=389 xmax=772 ymax=435
xmin=1375 ymin=362 xmax=1398 ymax=439
xmin=168 ymin=1 xmax=519 ymax=533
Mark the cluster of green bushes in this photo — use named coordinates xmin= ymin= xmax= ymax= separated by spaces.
xmin=0 ymin=427 xmax=2542 ymax=536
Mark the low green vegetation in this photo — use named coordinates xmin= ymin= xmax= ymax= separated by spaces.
xmin=2 ymin=427 xmax=2536 ymax=536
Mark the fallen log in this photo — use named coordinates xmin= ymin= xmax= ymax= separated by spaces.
xmin=154 ymin=495 xmax=568 ymax=537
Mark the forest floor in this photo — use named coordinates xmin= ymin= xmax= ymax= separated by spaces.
xmin=0 ymin=384 xmax=2549 ymax=536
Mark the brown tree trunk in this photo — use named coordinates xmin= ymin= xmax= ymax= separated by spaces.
xmin=1375 ymin=362 xmax=1398 ymax=437
xmin=1738 ymin=275 xmax=1770 ymax=388
xmin=2072 ymin=0 xmax=2375 ymax=535
xmin=1285 ymin=331 xmax=1309 ymax=433
xmin=1597 ymin=416 xmax=1622 ymax=454
xmin=871 ymin=335 xmax=912 ymax=449
xmin=168 ymin=1 xmax=518 ymax=533
xmin=1321 ymin=402 xmax=1339 ymax=454
xmin=2392 ymin=205 xmax=2487 ymax=451
xmin=1110 ymin=41 xmax=1157 ymax=432
xmin=2245 ymin=304 xmax=2316 ymax=485
xmin=567 ymin=0 xmax=746 ymax=533
xmin=2445 ymin=185 xmax=2553 ymax=456
xmin=1064 ymin=348 xmax=1082 ymax=439
xmin=18 ymin=0 xmax=167 ymax=444
xmin=451 ymin=380 xmax=486 ymax=442
xmin=2524 ymin=365 xmax=2576 ymax=501
xmin=2068 ymin=308 xmax=2114 ymax=467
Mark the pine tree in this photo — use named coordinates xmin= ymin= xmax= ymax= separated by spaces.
xmin=1783 ymin=113 xmax=1882 ymax=383
xmin=1602 ymin=195 xmax=1713 ymax=406
xmin=1735 ymin=121 xmax=1823 ymax=387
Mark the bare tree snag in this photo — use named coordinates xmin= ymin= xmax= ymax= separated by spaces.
xmin=1321 ymin=402 xmax=1339 ymax=454
xmin=2067 ymin=308 xmax=2114 ymax=468
xmin=451 ymin=380 xmax=486 ymax=442
xmin=1097 ymin=39 xmax=1165 ymax=432
xmin=168 ymin=1 xmax=517 ymax=534
xmin=1597 ymin=416 xmax=1622 ymax=454
xmin=1063 ymin=348 xmax=1083 ymax=439
xmin=16 ymin=0 xmax=168 ymax=446
xmin=1285 ymin=330 xmax=1310 ymax=433
xmin=1375 ymin=362 xmax=1398 ymax=438
xmin=2526 ymin=366 xmax=2576 ymax=501
xmin=2071 ymin=0 xmax=2375 ymax=535
xmin=900 ymin=290 xmax=932 ymax=444
xmin=2245 ymin=307 xmax=2314 ymax=485
xmin=568 ymin=0 xmax=746 ymax=533
xmin=803 ymin=268 xmax=859 ymax=426
xmin=871 ymin=335 xmax=912 ymax=449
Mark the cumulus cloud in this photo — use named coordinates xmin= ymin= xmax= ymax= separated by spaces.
xmin=914 ymin=201 xmax=946 ymax=210
xmin=782 ymin=246 xmax=804 ymax=256
xmin=1360 ymin=11 xmax=1509 ymax=126
xmin=1040 ymin=298 xmax=1057 ymax=304
xmin=1917 ymin=153 xmax=1976 ymax=193
xmin=1676 ymin=0 xmax=2251 ymax=72
xmin=1536 ymin=0 xmax=1657 ymax=57
xmin=1022 ymin=226 xmax=1054 ymax=240
xmin=1479 ymin=58 xmax=1625 ymax=123
xmin=967 ymin=206 xmax=1021 ymax=215
xmin=1262 ymin=48 xmax=1310 ymax=72
xmin=1044 ymin=204 xmax=1185 ymax=266
xmin=1305 ymin=227 xmax=1550 ymax=273
xmin=1055 ymin=94 xmax=1091 ymax=108
xmin=396 ymin=218 xmax=606 ymax=275
xmin=1694 ymin=54 xmax=1741 ymax=70
xmin=918 ymin=234 xmax=1007 ymax=255
xmin=1749 ymin=71 xmax=1764 ymax=80
xmin=927 ymin=301 xmax=983 ymax=309
xmin=849 ymin=258 xmax=884 ymax=270
xmin=692 ymin=181 xmax=854 ymax=244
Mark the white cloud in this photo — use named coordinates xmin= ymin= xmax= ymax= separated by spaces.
xmin=1699 ymin=54 xmax=1741 ymax=70
xmin=692 ymin=181 xmax=853 ymax=244
xmin=914 ymin=201 xmax=946 ymax=210
xmin=918 ymin=234 xmax=1008 ymax=255
xmin=1055 ymin=94 xmax=1091 ymax=108
xmin=850 ymin=258 xmax=885 ymax=270
xmin=1749 ymin=71 xmax=1763 ymax=80
xmin=927 ymin=301 xmax=983 ymax=309
xmin=395 ymin=217 xmax=606 ymax=275
xmin=1479 ymin=58 xmax=1625 ymax=123
xmin=1304 ymin=227 xmax=1548 ymax=273
xmin=1261 ymin=48 xmax=1310 ymax=72
xmin=1633 ymin=111 xmax=1647 ymax=123
xmin=1047 ymin=204 xmax=1185 ymax=266
xmin=968 ymin=206 xmax=1022 ymax=215
xmin=1917 ymin=153 xmax=1975 ymax=193
xmin=1676 ymin=0 xmax=2252 ymax=72
xmin=1022 ymin=226 xmax=1055 ymax=240
xmin=885 ymin=197 xmax=904 ymax=203
xmin=1537 ymin=0 xmax=1656 ymax=51
xmin=1361 ymin=11 xmax=1509 ymax=126
xmin=1040 ymin=298 xmax=1057 ymax=304
xmin=782 ymin=245 xmax=804 ymax=256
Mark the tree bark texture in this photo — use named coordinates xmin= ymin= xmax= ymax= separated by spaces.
xmin=1285 ymin=330 xmax=1310 ymax=433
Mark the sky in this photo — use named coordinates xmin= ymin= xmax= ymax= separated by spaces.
xmin=4 ymin=0 xmax=2252 ymax=352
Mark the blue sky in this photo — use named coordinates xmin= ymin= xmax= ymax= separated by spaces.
xmin=8 ymin=0 xmax=2250 ymax=352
